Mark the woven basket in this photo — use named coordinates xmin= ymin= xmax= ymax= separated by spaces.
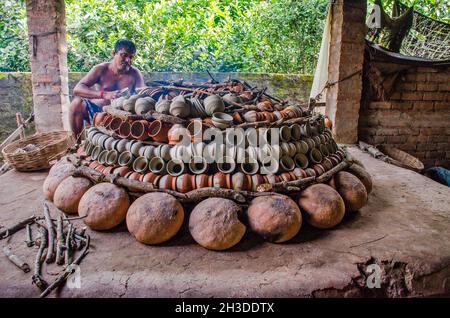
xmin=378 ymin=145 xmax=424 ymax=172
xmin=2 ymin=131 xmax=76 ymax=172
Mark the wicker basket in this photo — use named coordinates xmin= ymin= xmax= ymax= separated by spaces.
xmin=2 ymin=131 xmax=76 ymax=172
xmin=378 ymin=145 xmax=424 ymax=172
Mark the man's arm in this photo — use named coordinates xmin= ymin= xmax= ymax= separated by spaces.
xmin=73 ymin=64 xmax=118 ymax=100
xmin=133 ymin=68 xmax=145 ymax=92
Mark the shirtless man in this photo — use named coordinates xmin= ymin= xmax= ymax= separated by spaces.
xmin=69 ymin=39 xmax=145 ymax=137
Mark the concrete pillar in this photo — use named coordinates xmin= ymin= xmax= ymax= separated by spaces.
xmin=25 ymin=0 xmax=70 ymax=132
xmin=326 ymin=0 xmax=367 ymax=143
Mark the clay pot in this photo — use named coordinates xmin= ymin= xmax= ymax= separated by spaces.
xmin=148 ymin=156 xmax=166 ymax=174
xmin=169 ymin=95 xmax=190 ymax=118
xmin=304 ymin=168 xmax=316 ymax=178
xmin=251 ymin=174 xmax=265 ymax=191
xmin=130 ymin=120 xmax=150 ymax=141
xmin=292 ymin=167 xmax=307 ymax=179
xmin=231 ymin=112 xmax=243 ymax=124
xmin=309 ymin=148 xmax=323 ymax=164
xmin=115 ymin=139 xmax=128 ymax=153
xmin=240 ymin=157 xmax=259 ymax=175
xmin=94 ymin=164 xmax=106 ymax=173
xmin=156 ymin=144 xmax=172 ymax=161
xmin=346 ymin=164 xmax=372 ymax=194
xmin=330 ymin=171 xmax=368 ymax=212
xmin=204 ymin=95 xmax=225 ymax=115
xmin=321 ymin=158 xmax=334 ymax=171
xmin=98 ymin=150 xmax=108 ymax=165
xmin=247 ymin=195 xmax=302 ymax=243
xmin=324 ymin=117 xmax=332 ymax=129
xmin=230 ymin=172 xmax=248 ymax=191
xmin=293 ymin=153 xmax=309 ymax=169
xmin=105 ymin=150 xmax=118 ymax=166
xmin=195 ymin=174 xmax=209 ymax=189
xmin=148 ymin=120 xmax=170 ymax=143
xmin=223 ymin=93 xmax=242 ymax=105
xmin=280 ymin=156 xmax=295 ymax=172
xmin=126 ymin=193 xmax=184 ymax=245
xmin=118 ymin=151 xmax=134 ymax=167
xmin=108 ymin=117 xmax=123 ymax=133
xmin=168 ymin=124 xmax=188 ymax=145
xmin=103 ymin=166 xmax=115 ymax=175
xmin=43 ymin=163 xmax=76 ymax=201
xmin=93 ymin=112 xmax=107 ymax=126
xmin=119 ymin=121 xmax=131 ymax=138
xmin=54 ymin=177 xmax=93 ymax=214
xmin=132 ymin=156 xmax=149 ymax=173
xmin=155 ymin=99 xmax=171 ymax=114
xmin=189 ymin=198 xmax=245 ymax=250
xmin=167 ymin=159 xmax=185 ymax=177
xmin=279 ymin=126 xmax=292 ymax=142
xmin=175 ymin=173 xmax=193 ymax=193
xmin=243 ymin=110 xmax=258 ymax=123
xmin=313 ymin=164 xmax=326 ymax=176
xmin=298 ymin=184 xmax=345 ymax=229
xmin=112 ymin=166 xmax=130 ymax=177
xmin=189 ymin=157 xmax=208 ymax=175
xmin=319 ymin=143 xmax=330 ymax=157
xmin=135 ymin=97 xmax=155 ymax=115
xmin=280 ymin=172 xmax=293 ymax=182
xmin=213 ymin=172 xmax=228 ymax=189
xmin=256 ymin=101 xmax=273 ymax=112
xmin=290 ymin=124 xmax=301 ymax=140
xmin=128 ymin=172 xmax=143 ymax=181
xmin=142 ymin=172 xmax=161 ymax=185
xmin=79 ymin=183 xmax=130 ymax=230
xmin=329 ymin=155 xmax=341 ymax=167
xmin=123 ymin=95 xmax=139 ymax=113
xmin=187 ymin=119 xmax=204 ymax=142
xmin=217 ymin=157 xmax=236 ymax=174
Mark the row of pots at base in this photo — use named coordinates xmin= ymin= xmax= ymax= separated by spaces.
xmin=85 ymin=157 xmax=343 ymax=193
xmin=79 ymin=144 xmax=345 ymax=176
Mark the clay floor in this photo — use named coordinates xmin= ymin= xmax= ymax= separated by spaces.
xmin=0 ymin=146 xmax=449 ymax=298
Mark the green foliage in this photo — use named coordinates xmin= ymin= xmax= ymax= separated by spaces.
xmin=0 ymin=0 xmax=29 ymax=71
xmin=1 ymin=0 xmax=448 ymax=73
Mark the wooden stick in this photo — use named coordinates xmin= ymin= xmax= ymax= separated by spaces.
xmin=32 ymin=227 xmax=48 ymax=290
xmin=237 ymin=120 xmax=272 ymax=129
xmin=256 ymin=176 xmax=316 ymax=193
xmin=65 ymin=224 xmax=74 ymax=266
xmin=142 ymin=111 xmax=186 ymax=125
xmin=103 ymin=106 xmax=133 ymax=120
xmin=16 ymin=112 xmax=25 ymax=139
xmin=25 ymin=224 xmax=33 ymax=247
xmin=43 ymin=202 xmax=55 ymax=264
xmin=315 ymin=161 xmax=350 ymax=183
xmin=0 ymin=215 xmax=36 ymax=240
xmin=56 ymin=214 xmax=65 ymax=265
xmin=40 ymin=235 xmax=90 ymax=298
xmin=3 ymin=246 xmax=30 ymax=273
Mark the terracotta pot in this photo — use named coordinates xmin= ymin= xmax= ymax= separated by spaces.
xmin=195 ymin=174 xmax=209 ymax=189
xmin=280 ymin=172 xmax=293 ymax=182
xmin=213 ymin=172 xmax=227 ymax=188
xmin=251 ymin=174 xmax=265 ymax=191
xmin=243 ymin=110 xmax=258 ymax=123
xmin=158 ymin=175 xmax=175 ymax=190
xmin=112 ymin=166 xmax=130 ymax=177
xmin=292 ymin=168 xmax=307 ymax=179
xmin=168 ymin=124 xmax=188 ymax=145
xmin=280 ymin=156 xmax=295 ymax=172
xmin=204 ymin=95 xmax=225 ymax=115
xmin=217 ymin=157 xmax=236 ymax=174
xmin=321 ymin=158 xmax=334 ymax=171
xmin=187 ymin=119 xmax=204 ymax=142
xmin=103 ymin=166 xmax=115 ymax=175
xmin=176 ymin=174 xmax=193 ymax=193
xmin=240 ymin=157 xmax=259 ymax=175
xmin=127 ymin=172 xmax=142 ymax=181
xmin=124 ymin=171 xmax=134 ymax=178
xmin=169 ymin=95 xmax=190 ymax=118
xmin=329 ymin=154 xmax=341 ymax=166
xmin=93 ymin=112 xmax=107 ymax=127
xmin=245 ymin=174 xmax=253 ymax=191
xmin=118 ymin=151 xmax=134 ymax=167
xmin=106 ymin=150 xmax=119 ymax=166
xmin=115 ymin=139 xmax=128 ymax=153
xmin=155 ymin=99 xmax=171 ymax=114
xmin=119 ymin=121 xmax=131 ymax=138
xmin=109 ymin=117 xmax=123 ymax=133
xmin=167 ymin=159 xmax=185 ymax=177
xmin=95 ymin=164 xmax=106 ymax=173
xmin=231 ymin=112 xmax=243 ymax=124
xmin=132 ymin=156 xmax=149 ymax=173
xmin=148 ymin=156 xmax=166 ymax=174
xmin=294 ymin=153 xmax=309 ymax=169
xmin=279 ymin=125 xmax=292 ymax=142
xmin=89 ymin=161 xmax=100 ymax=170
xmin=264 ymin=174 xmax=280 ymax=184
xmin=98 ymin=150 xmax=109 ymax=165
xmin=142 ymin=172 xmax=161 ymax=185
xmin=313 ymin=164 xmax=326 ymax=176
xmin=148 ymin=120 xmax=170 ymax=143
xmin=304 ymin=168 xmax=316 ymax=178
xmin=189 ymin=157 xmax=208 ymax=175
xmin=231 ymin=172 xmax=247 ymax=191
xmin=256 ymin=101 xmax=273 ymax=112
xmin=130 ymin=120 xmax=150 ymax=141
xmin=309 ymin=148 xmax=323 ymax=164
xmin=336 ymin=149 xmax=345 ymax=160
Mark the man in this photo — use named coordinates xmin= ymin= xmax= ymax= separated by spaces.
xmin=69 ymin=39 xmax=145 ymax=137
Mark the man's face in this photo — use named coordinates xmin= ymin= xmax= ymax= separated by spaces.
xmin=113 ymin=48 xmax=134 ymax=72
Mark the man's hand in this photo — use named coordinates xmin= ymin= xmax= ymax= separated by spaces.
xmin=103 ymin=90 xmax=120 ymax=100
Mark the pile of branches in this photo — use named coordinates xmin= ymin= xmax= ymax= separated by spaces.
xmin=0 ymin=202 xmax=90 ymax=298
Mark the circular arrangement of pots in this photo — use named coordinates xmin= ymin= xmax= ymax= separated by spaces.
xmin=48 ymin=80 xmax=373 ymax=251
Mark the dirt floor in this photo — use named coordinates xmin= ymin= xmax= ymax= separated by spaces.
xmin=0 ymin=146 xmax=449 ymax=298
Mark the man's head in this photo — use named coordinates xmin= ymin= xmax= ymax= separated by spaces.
xmin=112 ymin=39 xmax=136 ymax=72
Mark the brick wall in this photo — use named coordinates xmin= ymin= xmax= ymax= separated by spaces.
xmin=359 ymin=64 xmax=450 ymax=168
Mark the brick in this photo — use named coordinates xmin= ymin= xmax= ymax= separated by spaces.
xmin=368 ymin=102 xmax=391 ymax=110
xmin=423 ymin=92 xmax=446 ymax=101
xmin=399 ymin=82 xmax=416 ymax=91
xmin=377 ymin=128 xmax=398 ymax=136
xmin=371 ymin=135 xmax=386 ymax=144
xmin=426 ymin=151 xmax=445 ymax=159
xmin=420 ymin=128 xmax=444 ymax=136
xmin=386 ymin=135 xmax=407 ymax=144
xmin=398 ymin=128 xmax=419 ymax=136
xmin=446 ymin=151 xmax=450 ymax=158
xmin=416 ymin=83 xmax=438 ymax=92
xmin=422 ymin=159 xmax=435 ymax=167
xmin=399 ymin=144 xmax=417 ymax=152
xmin=391 ymin=102 xmax=412 ymax=111
xmin=428 ymin=135 xmax=448 ymax=143
xmin=434 ymin=159 xmax=450 ymax=168
xmin=417 ymin=143 xmax=436 ymax=151
xmin=413 ymin=101 xmax=434 ymax=111
xmin=417 ymin=67 xmax=439 ymax=73
xmin=433 ymin=73 xmax=449 ymax=83
xmin=389 ymin=91 xmax=402 ymax=100
xmin=438 ymin=83 xmax=450 ymax=91
xmin=434 ymin=102 xmax=449 ymax=111
xmin=402 ymin=91 xmax=423 ymax=101
xmin=416 ymin=73 xmax=433 ymax=82
xmin=436 ymin=143 xmax=449 ymax=151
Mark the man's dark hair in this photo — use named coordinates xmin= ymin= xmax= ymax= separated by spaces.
xmin=114 ymin=39 xmax=136 ymax=54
